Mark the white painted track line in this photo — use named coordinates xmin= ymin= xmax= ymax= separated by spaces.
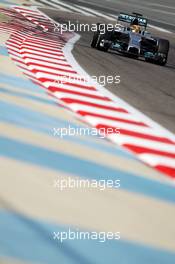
xmin=37 ymin=0 xmax=72 ymax=12
xmin=75 ymin=5 xmax=116 ymax=20
xmin=49 ymin=0 xmax=95 ymax=16
xmin=149 ymin=24 xmax=172 ymax=33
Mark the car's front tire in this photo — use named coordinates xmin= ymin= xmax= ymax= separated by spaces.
xmin=91 ymin=32 xmax=99 ymax=48
xmin=156 ymin=38 xmax=169 ymax=66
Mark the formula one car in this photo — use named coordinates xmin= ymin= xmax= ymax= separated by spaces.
xmin=91 ymin=12 xmax=169 ymax=66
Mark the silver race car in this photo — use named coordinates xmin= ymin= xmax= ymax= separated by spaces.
xmin=91 ymin=12 xmax=170 ymax=66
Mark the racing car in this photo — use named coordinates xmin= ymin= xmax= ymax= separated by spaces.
xmin=91 ymin=12 xmax=170 ymax=66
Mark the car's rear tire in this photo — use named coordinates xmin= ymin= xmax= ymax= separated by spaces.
xmin=157 ymin=39 xmax=169 ymax=66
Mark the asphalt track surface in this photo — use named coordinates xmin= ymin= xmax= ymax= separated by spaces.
xmin=40 ymin=0 xmax=175 ymax=134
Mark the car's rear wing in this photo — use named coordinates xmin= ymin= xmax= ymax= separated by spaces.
xmin=117 ymin=13 xmax=148 ymax=28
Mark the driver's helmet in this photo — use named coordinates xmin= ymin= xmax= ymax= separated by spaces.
xmin=130 ymin=24 xmax=141 ymax=33
xmin=130 ymin=18 xmax=141 ymax=33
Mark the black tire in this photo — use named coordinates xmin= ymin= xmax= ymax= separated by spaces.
xmin=96 ymin=35 xmax=109 ymax=51
xmin=91 ymin=32 xmax=99 ymax=48
xmin=157 ymin=39 xmax=169 ymax=66
xmin=145 ymin=58 xmax=154 ymax=63
xmin=96 ymin=30 xmax=113 ymax=51
xmin=90 ymin=23 xmax=105 ymax=48
xmin=91 ymin=23 xmax=113 ymax=51
xmin=157 ymin=38 xmax=169 ymax=53
xmin=96 ymin=35 xmax=105 ymax=50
